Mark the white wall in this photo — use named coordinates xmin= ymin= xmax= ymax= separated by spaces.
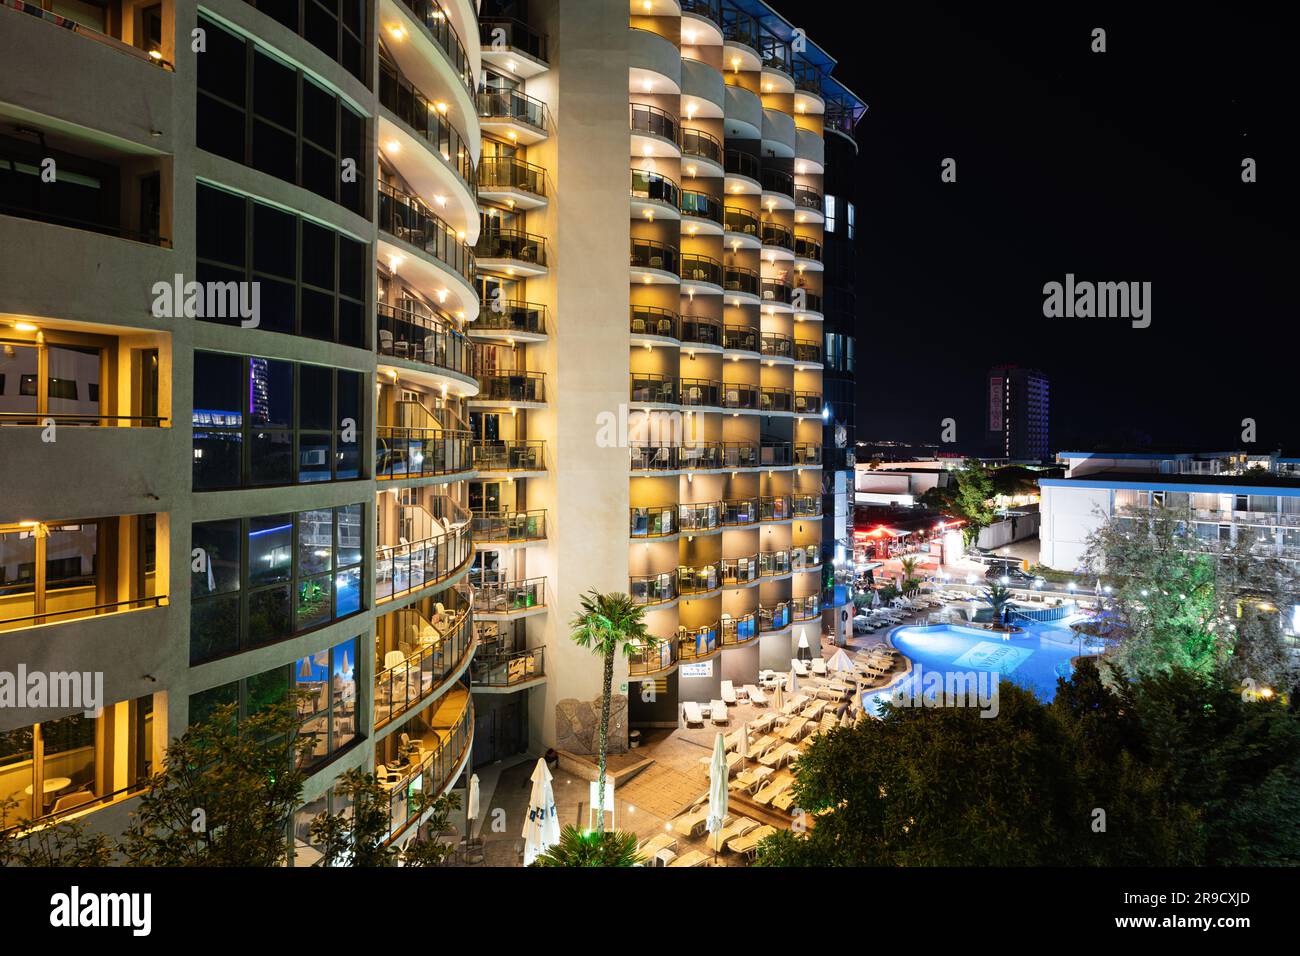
xmin=1038 ymin=484 xmax=1111 ymax=570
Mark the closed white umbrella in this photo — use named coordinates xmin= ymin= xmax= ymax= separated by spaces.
xmin=788 ymin=667 xmax=800 ymax=695
xmin=522 ymin=758 xmax=559 ymax=866
xmin=871 ymin=590 xmax=881 ymax=609
xmin=772 ymin=682 xmax=785 ymax=713
xmin=826 ymin=648 xmax=855 ymax=677
xmin=839 ymin=710 xmax=853 ymax=729
xmin=737 ymin=720 xmax=750 ymax=768
xmin=467 ymin=773 xmax=481 ymax=827
xmin=706 ymin=732 xmax=729 ymax=860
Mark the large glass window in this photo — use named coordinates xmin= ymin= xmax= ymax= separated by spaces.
xmin=197 ymin=16 xmax=367 ymax=213
xmin=193 ymin=350 xmax=364 ymax=491
xmin=190 ymin=506 xmax=366 ymax=664
xmin=242 ymin=0 xmax=367 ymax=83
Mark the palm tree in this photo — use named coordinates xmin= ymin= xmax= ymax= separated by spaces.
xmin=982 ymin=582 xmax=1013 ymax=629
xmin=899 ymin=556 xmax=921 ymax=593
xmin=530 ymin=825 xmax=643 ymax=867
xmin=570 ymin=589 xmax=655 ymax=833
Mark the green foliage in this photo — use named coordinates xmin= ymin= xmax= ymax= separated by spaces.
xmin=0 ymin=795 xmax=115 ymax=866
xmin=899 ymin=556 xmax=922 ymax=593
xmin=981 ymin=582 xmax=1013 ymax=628
xmin=307 ymin=767 xmax=461 ymax=867
xmin=529 ymin=825 xmax=643 ymax=867
xmin=755 ymin=661 xmax=1300 ymax=866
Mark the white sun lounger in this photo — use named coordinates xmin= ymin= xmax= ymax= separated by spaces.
xmin=720 ymin=680 xmax=737 ymax=704
xmin=811 ymin=657 xmax=827 ymax=676
xmin=745 ymin=684 xmax=768 ymax=706
xmin=683 ymin=701 xmax=706 ymax=727
xmin=730 ymin=765 xmax=773 ymax=794
xmin=668 ymin=849 xmax=710 ymax=867
xmin=638 ymin=832 xmax=678 ymax=859
xmin=753 ymin=777 xmax=790 ymax=807
xmin=728 ymin=825 xmax=778 ymax=857
xmin=709 ymin=816 xmax=761 ymax=853
xmin=781 ymin=693 xmax=810 ymax=715
xmin=710 ymin=699 xmax=729 ymax=725
xmin=791 ymin=658 xmax=811 ymax=677
xmin=699 ymin=750 xmax=742 ymax=776
xmin=748 ymin=711 xmax=777 ymax=734
xmin=671 ymin=804 xmax=721 ymax=837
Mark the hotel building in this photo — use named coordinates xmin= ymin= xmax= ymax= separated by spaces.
xmin=0 ymin=0 xmax=864 ymax=855
xmin=986 ymin=364 xmax=1049 ymax=462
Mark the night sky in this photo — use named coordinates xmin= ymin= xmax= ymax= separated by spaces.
xmin=774 ymin=2 xmax=1296 ymax=453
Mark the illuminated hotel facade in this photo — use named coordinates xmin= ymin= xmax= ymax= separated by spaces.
xmin=0 ymin=0 xmax=863 ymax=855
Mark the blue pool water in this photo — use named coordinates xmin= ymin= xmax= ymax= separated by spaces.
xmin=865 ymin=622 xmax=1104 ymax=714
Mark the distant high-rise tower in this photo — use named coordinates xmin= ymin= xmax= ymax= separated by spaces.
xmin=987 ymin=366 xmax=1050 ymax=460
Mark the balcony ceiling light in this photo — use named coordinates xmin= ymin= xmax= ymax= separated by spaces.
xmin=436 ymin=102 xmax=449 ymax=113
xmin=643 ymin=78 xmax=653 ymax=92
xmin=687 ymin=164 xmax=697 ymax=176
xmin=384 ymin=139 xmax=401 ymax=154
xmin=684 ymin=29 xmax=696 ymax=43
xmin=437 ymin=290 xmax=449 ymax=302
xmin=13 ymin=321 xmax=38 ymax=332
xmin=387 ymin=24 xmax=406 ymax=41
xmin=507 ymin=60 xmax=518 ymax=72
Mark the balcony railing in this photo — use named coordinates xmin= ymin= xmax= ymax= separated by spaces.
xmin=795 ymin=442 xmax=823 ymax=465
xmin=0 ymin=594 xmax=166 ymax=633
xmin=761 ymin=37 xmax=793 ymax=76
xmin=721 ymin=382 xmax=759 ymax=410
xmin=760 ymin=494 xmax=792 ymax=521
xmin=630 ymin=238 xmax=679 ymax=274
xmin=724 ymin=324 xmax=758 ymax=351
xmin=680 ymin=190 xmax=723 ymax=224
xmin=629 ymin=442 xmax=763 ymax=471
xmin=722 ymin=555 xmax=759 ymax=586
xmin=722 ymin=8 xmax=759 ymax=50
xmin=762 ymin=441 xmax=794 ymax=466
xmin=398 ymin=0 xmax=474 ymax=93
xmin=382 ymin=692 xmax=472 ymax=842
xmin=376 ymin=426 xmax=473 ymax=479
xmin=792 ymin=493 xmax=822 ymax=517
xmin=475 ymin=370 xmax=546 ymax=403
xmin=679 ymin=378 xmax=722 ymax=407
xmin=794 ymin=391 xmax=822 ymax=415
xmin=761 ymin=221 xmax=793 ymax=250
xmin=479 ymin=157 xmax=546 ymax=197
xmin=681 ymin=127 xmax=723 ymax=165
xmin=724 ymin=149 xmax=761 ymax=182
xmin=0 ymin=413 xmax=166 ymax=427
xmin=761 ymin=278 xmax=793 ymax=305
xmin=724 ymin=265 xmax=760 ymax=296
xmin=471 ymin=439 xmax=545 ymax=472
xmin=375 ymin=524 xmax=473 ymax=603
xmin=794 ymin=340 xmax=822 ymax=363
xmin=761 ymin=386 xmax=793 ymax=413
xmin=632 ymin=169 xmax=680 ymax=208
xmin=794 ymin=544 xmax=821 ymax=569
xmin=375 ymin=607 xmax=473 ymax=728
xmin=629 ymin=638 xmax=677 ymax=676
xmin=681 ymin=0 xmax=722 ymax=26
xmin=761 ymin=332 xmax=793 ymax=359
xmin=794 ymin=288 xmax=823 ymax=313
xmin=681 ymin=253 xmax=723 ymax=286
xmin=761 ymin=168 xmax=795 ymax=197
xmin=678 ymin=564 xmax=720 ymax=595
xmin=760 ymin=549 xmax=792 ymax=577
xmin=376 ymin=304 xmax=472 ymax=377
xmin=723 ymin=497 xmax=759 ymax=525
xmin=724 ymin=206 xmax=759 ymax=238
xmin=631 ymin=505 xmax=676 ymax=538
xmin=475 ymin=229 xmax=548 ymax=267
xmin=794 ymin=236 xmax=823 ymax=261
xmin=794 ymin=185 xmax=823 ymax=211
xmin=630 ymin=572 xmax=678 ymax=606
xmin=471 ymin=577 xmax=546 ymax=615
xmin=630 ymin=103 xmax=677 ymax=142
xmin=631 ymin=372 xmax=676 ymax=405
xmin=379 ymin=56 xmax=475 ymax=185
xmin=471 ymin=509 xmax=547 ymax=543
xmin=479 ymin=87 xmax=548 ymax=131
xmin=479 ymin=16 xmax=548 ymax=62
xmin=759 ymin=601 xmax=791 ymax=632
xmin=680 ymin=314 xmax=722 ymax=347
xmin=791 ymin=595 xmax=821 ymax=621
xmin=378 ymin=181 xmax=474 ymax=283
xmin=679 ymin=624 xmax=719 ymax=660
xmin=630 ymin=305 xmax=678 ymax=339
xmin=472 ymin=645 xmax=545 ymax=686
xmin=793 ymin=61 xmax=824 ymax=96
xmin=721 ymin=612 xmax=758 ymax=645
xmin=475 ymin=299 xmax=547 ymax=335
xmin=679 ymin=501 xmax=722 ymax=532
xmin=3 ymin=0 xmax=172 ymax=69
xmin=721 ymin=441 xmax=760 ymax=468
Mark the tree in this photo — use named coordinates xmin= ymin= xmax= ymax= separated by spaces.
xmin=981 ymin=582 xmax=1013 ymax=628
xmin=569 ymin=590 xmax=654 ymax=833
xmin=120 ymin=698 xmax=308 ymax=866
xmin=529 ymin=825 xmax=643 ymax=867
xmin=945 ymin=458 xmax=997 ymax=544
xmin=307 ymin=767 xmax=460 ymax=867
xmin=899 ymin=556 xmax=922 ymax=592
xmin=0 ymin=796 xmax=115 ymax=867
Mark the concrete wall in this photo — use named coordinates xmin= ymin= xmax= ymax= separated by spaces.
xmin=1038 ymin=484 xmax=1112 ymax=571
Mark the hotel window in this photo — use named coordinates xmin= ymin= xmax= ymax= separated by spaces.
xmin=196 ymin=16 xmax=367 ymax=214
xmin=0 ymin=696 xmax=154 ymax=823
xmin=846 ymin=201 xmax=856 ymax=240
xmin=0 ymin=516 xmax=159 ymax=633
xmin=195 ymin=183 xmax=367 ymax=346
xmin=824 ymin=194 xmax=836 ymax=233
xmin=192 ymin=351 xmax=364 ymax=490
xmin=242 ymin=0 xmax=367 ymax=83
xmin=189 ymin=505 xmax=365 ymax=664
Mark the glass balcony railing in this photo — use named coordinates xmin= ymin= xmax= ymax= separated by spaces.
xmin=471 ymin=577 xmax=546 ymax=615
xmin=794 ymin=236 xmax=823 ymax=261
xmin=761 ymin=221 xmax=793 ymax=250
xmin=479 ymin=17 xmax=548 ymax=62
xmin=375 ymin=523 xmax=473 ymax=603
xmin=471 ymin=439 xmax=545 ymax=472
xmin=724 ymin=206 xmax=759 ymax=238
xmin=378 ymin=181 xmax=474 ymax=283
xmin=679 ymin=378 xmax=722 ymax=407
xmin=795 ymin=443 xmax=823 ymax=465
xmin=5 ymin=0 xmax=172 ymax=68
xmin=478 ymin=87 xmax=548 ymax=131
xmin=379 ymin=56 xmax=475 ymax=186
xmin=472 ymin=645 xmax=545 ymax=686
xmin=630 ymin=443 xmax=678 ymax=471
xmin=376 ymin=304 xmax=472 ymax=377
xmin=761 ymin=333 xmax=794 ymax=360
xmin=630 ymin=103 xmax=677 ymax=142
xmin=397 ymin=0 xmax=474 ymax=95
xmin=630 ymin=238 xmax=680 ymax=274
xmin=678 ymin=563 xmax=720 ymax=595
xmin=479 ymin=157 xmax=546 ymax=197
xmin=794 ymin=391 xmax=822 ymax=415
xmin=630 ymin=305 xmax=678 ymax=339
xmin=794 ymin=185 xmax=823 ymax=211
xmin=630 ymin=372 xmax=676 ymax=404
xmin=721 ymin=611 xmax=758 ymax=645
xmin=0 ymin=412 xmax=165 ymax=427
xmin=629 ymin=638 xmax=677 ymax=676
xmin=721 ymin=554 xmax=759 ymax=586
xmin=761 ymin=441 xmax=794 ymax=466
xmin=679 ymin=501 xmax=721 ymax=532
xmin=791 ymin=595 xmax=821 ymax=621
xmin=760 ymin=495 xmax=792 ymax=521
xmin=759 ymin=601 xmax=791 ymax=632
xmin=761 ymin=386 xmax=794 ymax=413
xmin=475 ymin=299 xmax=547 ymax=336
xmin=681 ymin=0 xmax=722 ymax=26
xmin=680 ymin=314 xmax=722 ymax=347
xmin=475 ymin=229 xmax=547 ymax=267
xmin=630 ymin=572 xmax=678 ymax=606
xmin=381 ymin=690 xmax=471 ymax=843
xmin=792 ymin=493 xmax=822 ymax=517
xmin=722 ymin=8 xmax=759 ymax=50
xmin=471 ymin=509 xmax=547 ymax=543
xmin=722 ymin=497 xmax=759 ymax=525
xmin=720 ymin=441 xmax=759 ymax=468
xmin=681 ymin=254 xmax=723 ymax=286
xmin=376 ymin=426 xmax=473 ymax=479
xmin=761 ymin=37 xmax=794 ymax=76
xmin=794 ymin=288 xmax=823 ymax=313
xmin=375 ymin=607 xmax=473 ymax=728
xmin=724 ymin=265 xmax=760 ymax=296
xmin=724 ymin=149 xmax=761 ymax=182
xmin=723 ymin=324 xmax=758 ymax=352
xmin=680 ymin=190 xmax=723 ymax=224
xmin=631 ymin=505 xmax=676 ymax=538
xmin=632 ymin=169 xmax=680 ymax=208
xmin=794 ymin=544 xmax=821 ymax=569
xmin=761 ymin=278 xmax=794 ymax=305
xmin=794 ymin=340 xmax=822 ymax=363
xmin=793 ymin=61 xmax=824 ymax=97
xmin=720 ymin=382 xmax=759 ymax=410
xmin=680 ymin=127 xmax=723 ymax=165
xmin=475 ymin=370 xmax=546 ymax=403
xmin=761 ymin=168 xmax=795 ymax=197
xmin=679 ymin=624 xmax=719 ymax=660
xmin=760 ymin=549 xmax=792 ymax=577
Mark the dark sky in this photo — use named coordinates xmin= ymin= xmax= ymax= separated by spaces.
xmin=773 ymin=1 xmax=1297 ymax=453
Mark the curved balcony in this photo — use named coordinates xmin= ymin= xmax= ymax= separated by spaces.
xmin=376 ymin=426 xmax=474 ymax=481
xmin=471 ymin=577 xmax=547 ymax=617
xmin=478 ymin=87 xmax=549 ymax=144
xmin=720 ymin=441 xmax=760 ymax=469
xmin=791 ymin=595 xmax=821 ymax=622
xmin=679 ymin=623 xmax=719 ymax=661
xmin=792 ymin=495 xmax=822 ymax=520
xmin=794 ymin=442 xmax=823 ymax=466
xmin=722 ymin=554 xmax=760 ymax=587
xmin=760 ymin=220 xmax=794 ymax=256
xmin=723 ymin=206 xmax=760 ymax=248
xmin=379 ymin=56 xmax=478 ymax=237
xmin=378 ymin=181 xmax=477 ymax=318
xmin=724 ymin=148 xmax=761 ymax=191
xmin=471 ymin=509 xmax=546 ymax=545
xmin=681 ymin=57 xmax=725 ymax=117
xmin=678 ymin=563 xmax=721 ymax=596
xmin=377 ymin=303 xmax=477 ymax=391
xmin=761 ymin=441 xmax=794 ymax=467
xmin=631 ymin=572 xmax=678 ymax=607
xmin=761 ymin=332 xmax=794 ymax=362
xmin=680 ymin=190 xmax=723 ymax=233
xmin=474 ymin=228 xmax=548 ymax=277
xmin=794 ymin=127 xmax=826 ymax=174
xmin=393 ymin=0 xmax=475 ymax=95
xmin=471 ymin=300 xmax=547 ymax=341
xmin=631 ymin=505 xmax=676 ymax=538
xmin=679 ymin=500 xmax=722 ymax=533
xmin=720 ymin=381 xmax=759 ymax=410
xmin=630 ymin=372 xmax=677 ymax=406
xmin=794 ymin=391 xmax=823 ymax=416
xmin=629 ymin=25 xmax=682 ymax=92
xmin=384 ymin=0 xmax=479 ymax=152
xmin=759 ymin=601 xmax=791 ymax=633
xmin=631 ymin=169 xmax=681 ymax=220
xmin=629 ymin=441 xmax=762 ymax=473
xmin=679 ymin=377 xmax=723 ymax=409
xmin=630 ymin=305 xmax=679 ymax=342
xmin=762 ymin=107 xmax=796 ymax=158
xmin=680 ymin=313 xmax=723 ymax=349
xmin=723 ymin=82 xmax=762 ymax=138
xmin=722 ymin=497 xmax=759 ymax=526
xmin=794 ymin=545 xmax=821 ymax=571
xmin=375 ymin=606 xmax=474 ymax=729
xmin=630 ymin=238 xmax=680 ymax=283
xmin=760 ymin=494 xmax=792 ymax=522
xmin=471 ymin=439 xmax=545 ymax=475
xmin=794 ymin=235 xmax=823 ymax=268
xmin=680 ymin=253 xmax=724 ymax=291
xmin=794 ymin=184 xmax=824 ymax=219
xmin=723 ymin=323 xmax=759 ymax=353
xmin=478 ymin=156 xmax=547 ymax=210
xmin=472 ymin=645 xmax=545 ymax=689
xmin=760 ymin=549 xmax=792 ymax=578
xmin=793 ymin=288 xmax=823 ymax=317
xmin=629 ymin=637 xmax=678 ymax=676
xmin=375 ymin=522 xmax=473 ymax=604
xmin=721 ymin=611 xmax=758 ymax=646
xmin=761 ymin=386 xmax=793 ymax=414
xmin=761 ymin=278 xmax=794 ymax=310
xmin=793 ymin=339 xmax=822 ymax=365
xmin=761 ymin=169 xmax=796 ymax=210
xmin=681 ymin=128 xmax=724 ymax=176
xmin=723 ymin=265 xmax=760 ymax=300
xmin=381 ymin=687 xmax=472 ymax=843
xmin=479 ymin=16 xmax=549 ymax=77
xmin=630 ymin=103 xmax=679 ymax=156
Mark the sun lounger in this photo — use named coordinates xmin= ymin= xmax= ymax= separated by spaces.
xmin=708 ymin=816 xmax=761 ymax=853
xmin=791 ymin=658 xmax=811 ymax=677
xmin=801 ymin=700 xmax=827 ymax=721
xmin=781 ymin=693 xmax=809 ymax=715
xmin=745 ymin=684 xmax=768 ymax=706
xmin=668 ymin=849 xmax=710 ymax=867
xmin=753 ymin=777 xmax=789 ymax=806
xmin=772 ymin=788 xmax=800 ymax=813
xmin=710 ymin=699 xmax=729 ymax=725
xmin=778 ymin=717 xmax=808 ymax=741
xmin=638 ymin=832 xmax=679 ymax=858
xmin=671 ymin=804 xmax=716 ymax=837
xmin=720 ymin=680 xmax=737 ymax=704
xmin=811 ymin=657 xmax=827 ymax=676
xmin=730 ymin=766 xmax=773 ymax=794
xmin=683 ymin=701 xmax=705 ymax=727
xmin=748 ymin=712 xmax=777 ymax=734
xmin=699 ymin=750 xmax=742 ymax=776
xmin=727 ymin=825 xmax=777 ymax=856
xmin=760 ymin=742 xmax=799 ymax=768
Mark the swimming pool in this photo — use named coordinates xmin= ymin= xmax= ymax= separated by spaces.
xmin=865 ymin=621 xmax=1104 ymax=714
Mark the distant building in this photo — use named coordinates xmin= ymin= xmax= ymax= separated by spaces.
xmin=986 ymin=366 xmax=1050 ymax=461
